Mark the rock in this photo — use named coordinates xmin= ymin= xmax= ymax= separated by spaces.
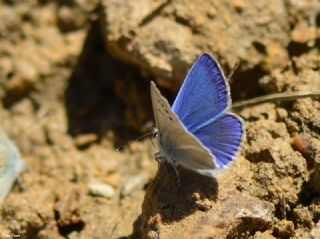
xmin=121 ymin=175 xmax=146 ymax=197
xmin=132 ymin=165 xmax=274 ymax=238
xmin=0 ymin=1 xmax=86 ymax=107
xmin=307 ymin=153 xmax=320 ymax=195
xmin=100 ymin=0 xmax=290 ymax=88
xmin=105 ymin=173 xmax=121 ymax=188
xmin=253 ymin=231 xmax=276 ymax=239
xmin=2 ymin=188 xmax=55 ymax=238
xmin=0 ymin=225 xmax=14 ymax=239
xmin=274 ymin=220 xmax=295 ymax=238
xmin=57 ymin=6 xmax=87 ymax=32
xmin=260 ymin=42 xmax=289 ymax=72
xmin=291 ymin=24 xmax=317 ymax=44
xmin=311 ymin=221 xmax=320 ymax=239
xmin=286 ymin=0 xmax=320 ymax=45
xmin=74 ymin=133 xmax=98 ymax=149
xmin=133 ymin=50 xmax=320 ymax=237
xmin=291 ymin=134 xmax=316 ymax=162
xmin=88 ymin=182 xmax=115 ymax=198
xmin=54 ymin=189 xmax=85 ymax=231
xmin=310 ymin=197 xmax=320 ymax=221
xmin=1 ymin=0 xmax=320 ymax=238
xmin=293 ymin=206 xmax=313 ymax=228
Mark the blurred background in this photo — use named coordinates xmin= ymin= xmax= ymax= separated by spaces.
xmin=0 ymin=0 xmax=319 ymax=238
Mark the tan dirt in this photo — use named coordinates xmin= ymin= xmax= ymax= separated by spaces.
xmin=0 ymin=1 xmax=319 ymax=239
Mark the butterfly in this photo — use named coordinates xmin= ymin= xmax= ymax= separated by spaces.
xmin=0 ymin=128 xmax=25 ymax=202
xmin=150 ymin=53 xmax=244 ymax=182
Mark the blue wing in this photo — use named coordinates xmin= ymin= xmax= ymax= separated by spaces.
xmin=192 ymin=113 xmax=244 ymax=168
xmin=172 ymin=53 xmax=230 ymax=132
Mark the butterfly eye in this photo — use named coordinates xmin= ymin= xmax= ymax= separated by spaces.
xmin=152 ymin=128 xmax=159 ymax=138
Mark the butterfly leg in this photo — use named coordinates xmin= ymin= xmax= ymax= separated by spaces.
xmin=171 ymin=163 xmax=181 ymax=187
xmin=155 ymin=152 xmax=166 ymax=173
xmin=155 ymin=152 xmax=166 ymax=163
xmin=155 ymin=153 xmax=181 ymax=187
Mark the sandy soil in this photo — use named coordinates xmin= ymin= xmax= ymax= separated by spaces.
xmin=0 ymin=1 xmax=319 ymax=239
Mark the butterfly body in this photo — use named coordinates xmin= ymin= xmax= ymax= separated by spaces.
xmin=150 ymin=54 xmax=244 ymax=178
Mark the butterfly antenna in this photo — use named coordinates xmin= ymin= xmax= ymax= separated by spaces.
xmin=149 ymin=136 xmax=157 ymax=149
xmin=227 ymin=60 xmax=240 ymax=81
xmin=116 ymin=131 xmax=154 ymax=151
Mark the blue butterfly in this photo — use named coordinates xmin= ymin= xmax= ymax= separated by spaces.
xmin=150 ymin=53 xmax=244 ymax=180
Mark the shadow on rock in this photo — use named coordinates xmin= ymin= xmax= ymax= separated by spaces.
xmin=65 ymin=20 xmax=153 ymax=148
xmin=132 ymin=163 xmax=218 ymax=237
xmin=132 ymin=160 xmax=275 ymax=238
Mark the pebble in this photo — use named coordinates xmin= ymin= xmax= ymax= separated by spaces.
xmin=292 ymin=134 xmax=315 ymax=161
xmin=121 ymin=175 xmax=145 ymax=197
xmin=274 ymin=220 xmax=294 ymax=238
xmin=74 ymin=133 xmax=98 ymax=149
xmin=105 ymin=173 xmax=121 ymax=187
xmin=233 ymin=0 xmax=246 ymax=12
xmin=54 ymin=189 xmax=83 ymax=227
xmin=291 ymin=25 xmax=317 ymax=44
xmin=88 ymin=182 xmax=115 ymax=198
xmin=311 ymin=221 xmax=320 ymax=239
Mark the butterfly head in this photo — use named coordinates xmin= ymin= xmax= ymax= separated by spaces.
xmin=152 ymin=128 xmax=159 ymax=139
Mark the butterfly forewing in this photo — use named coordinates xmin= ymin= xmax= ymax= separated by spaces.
xmin=150 ymin=82 xmax=216 ymax=171
xmin=172 ymin=54 xmax=231 ymax=132
xmin=172 ymin=54 xmax=244 ymax=170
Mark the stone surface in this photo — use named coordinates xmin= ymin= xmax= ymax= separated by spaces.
xmin=100 ymin=0 xmax=292 ymax=88
xmin=132 ymin=50 xmax=320 ymax=238
xmin=133 ymin=164 xmax=274 ymax=238
xmin=0 ymin=0 xmax=320 ymax=238
xmin=88 ymin=182 xmax=115 ymax=198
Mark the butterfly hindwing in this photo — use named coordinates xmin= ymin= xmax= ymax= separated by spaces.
xmin=192 ymin=113 xmax=244 ymax=168
xmin=172 ymin=54 xmax=230 ymax=132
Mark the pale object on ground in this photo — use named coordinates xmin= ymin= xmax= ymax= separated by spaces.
xmin=121 ymin=175 xmax=145 ymax=197
xmin=0 ymin=128 xmax=25 ymax=203
xmin=88 ymin=182 xmax=115 ymax=198
xmin=311 ymin=221 xmax=320 ymax=239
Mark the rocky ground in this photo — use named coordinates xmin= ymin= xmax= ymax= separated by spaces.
xmin=0 ymin=0 xmax=319 ymax=238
